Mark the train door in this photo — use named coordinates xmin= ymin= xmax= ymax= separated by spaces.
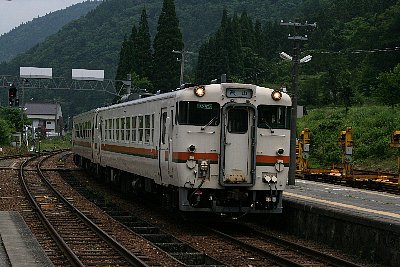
xmin=93 ymin=113 xmax=102 ymax=164
xmin=220 ymin=104 xmax=256 ymax=186
xmin=159 ymin=108 xmax=170 ymax=184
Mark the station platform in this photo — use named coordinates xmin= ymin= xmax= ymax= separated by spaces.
xmin=279 ymin=179 xmax=400 ymax=267
xmin=285 ymin=179 xmax=400 ymax=226
xmin=0 ymin=211 xmax=54 ymax=267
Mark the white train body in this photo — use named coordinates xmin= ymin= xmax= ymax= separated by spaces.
xmin=72 ymin=83 xmax=291 ymax=213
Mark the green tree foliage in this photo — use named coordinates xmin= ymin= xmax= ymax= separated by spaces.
xmin=376 ymin=64 xmax=400 ymax=107
xmin=0 ymin=107 xmax=29 ymax=132
xmin=1 ymin=0 xmax=400 ymax=116
xmin=0 ymin=107 xmax=30 ymax=145
xmin=297 ymin=106 xmax=400 ymax=171
xmin=196 ymin=10 xmax=286 ymax=85
xmin=0 ymin=119 xmax=12 ymax=145
xmin=0 ymin=1 xmax=100 ymax=63
xmin=153 ymin=0 xmax=183 ymax=91
xmin=133 ymin=8 xmax=153 ymax=81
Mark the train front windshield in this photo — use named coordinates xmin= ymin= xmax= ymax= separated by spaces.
xmin=257 ymin=105 xmax=291 ymax=129
xmin=178 ymin=101 xmax=220 ymax=126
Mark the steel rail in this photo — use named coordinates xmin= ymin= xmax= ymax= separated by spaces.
xmin=207 ymin=224 xmax=363 ymax=267
xmin=36 ymin=152 xmax=149 ymax=267
xmin=19 ymin=155 xmax=85 ymax=267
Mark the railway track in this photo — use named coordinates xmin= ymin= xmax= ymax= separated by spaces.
xmin=299 ymin=170 xmax=400 ymax=195
xmin=58 ymin=166 xmax=226 ymax=267
xmin=19 ymin=153 xmax=150 ymax=266
xmin=57 ymin=153 xmax=371 ymax=267
xmin=207 ymin=222 xmax=363 ymax=267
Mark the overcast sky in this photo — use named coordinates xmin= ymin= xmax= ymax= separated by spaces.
xmin=0 ymin=0 xmax=85 ymax=35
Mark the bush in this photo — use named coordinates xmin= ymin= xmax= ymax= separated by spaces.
xmin=298 ymin=105 xmax=400 ymax=172
xmin=0 ymin=119 xmax=12 ymax=145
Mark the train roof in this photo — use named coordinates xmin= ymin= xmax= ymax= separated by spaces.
xmin=73 ymin=82 xmax=291 ymax=119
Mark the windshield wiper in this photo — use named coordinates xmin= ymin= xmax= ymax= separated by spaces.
xmin=201 ymin=116 xmax=218 ymax=130
xmin=260 ymin=121 xmax=275 ymax=134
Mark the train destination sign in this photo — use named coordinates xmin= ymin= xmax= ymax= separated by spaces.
xmin=226 ymin=88 xmax=253 ymax=98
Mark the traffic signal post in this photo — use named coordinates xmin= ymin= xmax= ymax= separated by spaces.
xmin=8 ymin=83 xmax=19 ymax=107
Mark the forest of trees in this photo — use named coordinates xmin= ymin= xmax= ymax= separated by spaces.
xmin=115 ymin=0 xmax=183 ymax=93
xmin=195 ymin=1 xmax=400 ymax=109
xmin=0 ymin=0 xmax=100 ymax=63
xmin=0 ymin=0 xmax=399 ymax=116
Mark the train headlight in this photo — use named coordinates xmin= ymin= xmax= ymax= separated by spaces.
xmin=199 ymin=160 xmax=208 ymax=171
xmin=198 ymin=160 xmax=210 ymax=179
xmin=277 ymin=148 xmax=284 ymax=155
xmin=271 ymin=90 xmax=282 ymax=101
xmin=194 ymin=86 xmax=205 ymax=97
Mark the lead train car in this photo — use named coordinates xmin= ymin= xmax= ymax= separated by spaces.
xmin=72 ymin=83 xmax=291 ymax=214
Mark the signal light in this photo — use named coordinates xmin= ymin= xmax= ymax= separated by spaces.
xmin=8 ymin=84 xmax=17 ymax=98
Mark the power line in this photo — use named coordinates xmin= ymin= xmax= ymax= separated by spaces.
xmin=305 ymin=46 xmax=400 ymax=55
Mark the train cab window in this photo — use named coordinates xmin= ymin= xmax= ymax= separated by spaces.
xmin=132 ymin=116 xmax=137 ymax=142
xmin=138 ymin=116 xmax=144 ymax=143
xmin=177 ymin=101 xmax=220 ymax=126
xmin=228 ymin=108 xmax=248 ymax=134
xmin=257 ymin=105 xmax=291 ymax=129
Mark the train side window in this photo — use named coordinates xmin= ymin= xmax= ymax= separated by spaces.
xmin=126 ymin=117 xmax=131 ymax=142
xmin=145 ymin=115 xmax=151 ymax=143
xmin=151 ymin=114 xmax=154 ymax=144
xmin=108 ymin=119 xmax=112 ymax=141
xmin=104 ymin=120 xmax=107 ymax=141
xmin=132 ymin=116 xmax=137 ymax=143
xmin=121 ymin=117 xmax=125 ymax=141
xmin=139 ymin=116 xmax=144 ymax=143
xmin=115 ymin=118 xmax=120 ymax=141
xmin=107 ymin=119 xmax=111 ymax=141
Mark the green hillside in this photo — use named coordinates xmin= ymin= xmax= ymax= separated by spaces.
xmin=298 ymin=106 xmax=400 ymax=172
xmin=0 ymin=0 xmax=101 ymax=63
xmin=0 ymin=0 xmax=302 ymax=78
xmin=0 ymin=0 xmax=398 ymax=122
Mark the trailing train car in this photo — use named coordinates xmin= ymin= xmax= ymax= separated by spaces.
xmin=72 ymin=83 xmax=291 ymax=214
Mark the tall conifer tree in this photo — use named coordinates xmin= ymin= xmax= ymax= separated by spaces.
xmin=133 ymin=8 xmax=152 ymax=80
xmin=153 ymin=0 xmax=183 ymax=91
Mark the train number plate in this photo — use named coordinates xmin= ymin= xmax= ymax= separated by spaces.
xmin=226 ymin=88 xmax=253 ymax=99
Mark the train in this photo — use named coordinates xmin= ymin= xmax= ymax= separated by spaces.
xmin=72 ymin=82 xmax=291 ymax=214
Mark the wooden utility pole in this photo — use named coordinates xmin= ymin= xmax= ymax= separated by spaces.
xmin=280 ymin=19 xmax=316 ymax=185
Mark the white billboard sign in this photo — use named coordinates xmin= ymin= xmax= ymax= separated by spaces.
xmin=72 ymin=69 xmax=104 ymax=81
xmin=20 ymin=67 xmax=53 ymax=79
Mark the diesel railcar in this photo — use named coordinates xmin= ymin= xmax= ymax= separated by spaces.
xmin=72 ymin=83 xmax=291 ymax=214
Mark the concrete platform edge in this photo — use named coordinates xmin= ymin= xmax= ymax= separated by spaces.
xmin=274 ymin=199 xmax=400 ymax=267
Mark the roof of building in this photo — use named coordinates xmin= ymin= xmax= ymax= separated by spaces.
xmin=24 ymin=102 xmax=60 ymax=115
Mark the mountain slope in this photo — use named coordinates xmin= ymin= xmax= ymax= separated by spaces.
xmin=0 ymin=0 xmax=302 ymax=79
xmin=0 ymin=0 xmax=101 ymax=63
